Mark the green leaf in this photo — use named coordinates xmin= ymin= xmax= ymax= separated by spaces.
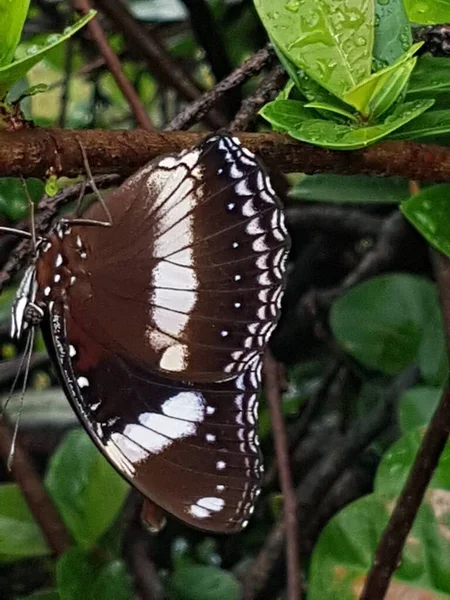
xmin=404 ymin=0 xmax=450 ymax=25
xmin=289 ymin=173 xmax=411 ymax=204
xmin=400 ymin=385 xmax=442 ymax=433
xmin=56 ymin=548 xmax=98 ymax=600
xmin=0 ymin=483 xmax=49 ymax=561
xmin=0 ymin=11 xmax=96 ymax=99
xmin=45 ymin=429 xmax=129 ymax=549
xmin=373 ymin=0 xmax=411 ymax=69
xmin=168 ymin=566 xmax=241 ymax=600
xmin=90 ymin=560 xmax=133 ymax=600
xmin=329 ymin=273 xmax=442 ymax=374
xmin=368 ymin=58 xmax=417 ymax=120
xmin=408 ymin=55 xmax=450 ymax=98
xmin=309 ymin=492 xmax=450 ymax=599
xmin=401 ymin=184 xmax=450 ymax=260
xmin=343 ymin=43 xmax=422 ymax=116
xmin=375 ymin=427 xmax=450 ymax=498
xmin=261 ymin=98 xmax=434 ymax=150
xmin=0 ymin=178 xmax=44 ymax=221
xmin=391 ymin=109 xmax=450 ymax=140
xmin=254 ymin=0 xmax=375 ymax=98
xmin=0 ymin=0 xmax=30 ymax=67
xmin=305 ymin=101 xmax=358 ymax=122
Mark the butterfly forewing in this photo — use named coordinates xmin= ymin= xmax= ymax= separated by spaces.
xmin=33 ymin=134 xmax=290 ymax=532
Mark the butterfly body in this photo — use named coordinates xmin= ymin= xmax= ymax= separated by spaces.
xmin=11 ymin=134 xmax=289 ymax=533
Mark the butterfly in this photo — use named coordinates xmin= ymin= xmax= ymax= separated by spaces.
xmin=10 ymin=134 xmax=290 ymax=533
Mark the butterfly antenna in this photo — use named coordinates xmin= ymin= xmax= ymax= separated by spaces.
xmin=76 ymin=138 xmax=113 ymax=226
xmin=20 ymin=177 xmax=37 ymax=254
xmin=0 ymin=328 xmax=34 ymax=419
xmin=7 ymin=327 xmax=35 ymax=470
xmin=0 ymin=227 xmax=32 ymax=239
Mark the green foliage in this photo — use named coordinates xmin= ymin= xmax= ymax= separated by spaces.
xmin=289 ymin=173 xmax=410 ymax=203
xmin=330 ymin=274 xmax=448 ymax=378
xmin=0 ymin=0 xmax=30 ymax=67
xmin=401 ymin=185 xmax=450 ymax=260
xmin=168 ymin=566 xmax=241 ymax=600
xmin=255 ymin=0 xmax=375 ymax=98
xmin=56 ymin=549 xmax=133 ymax=600
xmin=399 ymin=386 xmax=442 ymax=433
xmin=255 ymin=0 xmax=450 ymax=148
xmin=45 ymin=429 xmax=129 ymax=549
xmin=0 ymin=484 xmax=49 ymax=560
xmin=0 ymin=10 xmax=95 ymax=101
xmin=260 ymin=98 xmax=434 ymax=150
xmin=0 ymin=178 xmax=43 ymax=220
xmin=403 ymin=0 xmax=450 ymax=25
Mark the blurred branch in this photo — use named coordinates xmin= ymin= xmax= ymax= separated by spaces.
xmin=0 ymin=418 xmax=71 ymax=555
xmin=71 ymin=0 xmax=155 ymax=130
xmin=360 ymin=252 xmax=450 ymax=600
xmin=93 ymin=0 xmax=224 ymax=129
xmin=180 ymin=0 xmax=234 ymax=85
xmin=263 ymin=351 xmax=301 ymax=600
xmin=165 ymin=45 xmax=275 ymax=130
xmin=5 ymin=130 xmax=450 ymax=182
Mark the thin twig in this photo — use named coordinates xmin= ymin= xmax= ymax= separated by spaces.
xmin=230 ymin=65 xmax=287 ymax=131
xmin=165 ymin=45 xmax=275 ymax=131
xmin=263 ymin=351 xmax=301 ymax=600
xmin=94 ymin=0 xmax=224 ymax=129
xmin=0 ymin=418 xmax=72 ymax=555
xmin=360 ymin=252 xmax=450 ymax=599
xmin=71 ymin=0 xmax=154 ymax=130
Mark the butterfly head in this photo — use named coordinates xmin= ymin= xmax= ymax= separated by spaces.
xmin=11 ymin=264 xmax=44 ymax=339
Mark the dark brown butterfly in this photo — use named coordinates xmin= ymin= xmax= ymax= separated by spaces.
xmin=10 ymin=134 xmax=290 ymax=533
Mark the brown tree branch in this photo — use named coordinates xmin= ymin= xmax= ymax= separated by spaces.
xmin=360 ymin=252 xmax=450 ymax=600
xmin=230 ymin=65 xmax=287 ymax=131
xmin=71 ymin=0 xmax=154 ymax=130
xmin=263 ymin=351 xmax=301 ymax=600
xmin=4 ymin=129 xmax=450 ymax=182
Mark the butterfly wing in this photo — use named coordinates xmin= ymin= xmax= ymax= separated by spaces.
xmin=71 ymin=134 xmax=289 ymax=381
xmin=36 ymin=134 xmax=289 ymax=532
xmin=43 ymin=300 xmax=261 ymax=532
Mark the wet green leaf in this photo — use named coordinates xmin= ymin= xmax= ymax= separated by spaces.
xmin=0 ymin=0 xmax=30 ymax=67
xmin=391 ymin=109 xmax=450 ymax=140
xmin=373 ymin=0 xmax=411 ymax=69
xmin=375 ymin=427 xmax=450 ymax=498
xmin=289 ymin=173 xmax=410 ymax=204
xmin=0 ymin=484 xmax=49 ymax=561
xmin=254 ymin=0 xmax=374 ymax=98
xmin=404 ymin=0 xmax=450 ymax=25
xmin=168 ymin=565 xmax=241 ymax=600
xmin=400 ymin=385 xmax=442 ymax=433
xmin=309 ymin=492 xmax=450 ymax=599
xmin=343 ymin=43 xmax=421 ymax=116
xmin=401 ymin=184 xmax=450 ymax=260
xmin=330 ymin=274 xmax=442 ymax=374
xmin=261 ymin=98 xmax=434 ymax=150
xmin=368 ymin=58 xmax=417 ymax=119
xmin=0 ymin=11 xmax=96 ymax=99
xmin=304 ymin=101 xmax=358 ymax=122
xmin=45 ymin=429 xmax=129 ymax=549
